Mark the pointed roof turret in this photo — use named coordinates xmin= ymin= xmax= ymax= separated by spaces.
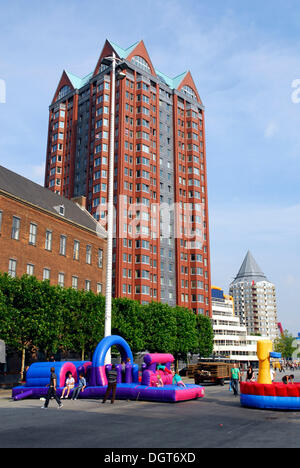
xmin=231 ymin=251 xmax=268 ymax=284
xmin=65 ymin=71 xmax=93 ymax=89
xmin=108 ymin=40 xmax=140 ymax=59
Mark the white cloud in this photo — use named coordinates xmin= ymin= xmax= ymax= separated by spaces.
xmin=264 ymin=121 xmax=278 ymax=139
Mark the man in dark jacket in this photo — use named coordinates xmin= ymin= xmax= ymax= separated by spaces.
xmin=42 ymin=367 xmax=63 ymax=409
xmin=102 ymin=364 xmax=118 ymax=404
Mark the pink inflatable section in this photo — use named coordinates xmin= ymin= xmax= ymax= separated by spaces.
xmin=150 ymin=371 xmax=173 ymax=386
xmin=144 ymin=353 xmax=174 ymax=366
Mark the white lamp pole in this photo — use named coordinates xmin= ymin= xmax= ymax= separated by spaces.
xmin=104 ymin=52 xmax=116 ymax=364
xmin=102 ymin=54 xmax=126 ymax=364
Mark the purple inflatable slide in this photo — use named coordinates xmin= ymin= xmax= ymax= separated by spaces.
xmin=12 ymin=336 xmax=204 ymax=403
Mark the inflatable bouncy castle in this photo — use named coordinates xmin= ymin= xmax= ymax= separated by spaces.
xmin=12 ymin=336 xmax=204 ymax=403
xmin=240 ymin=340 xmax=300 ymax=410
xmin=141 ymin=353 xmax=174 ymax=386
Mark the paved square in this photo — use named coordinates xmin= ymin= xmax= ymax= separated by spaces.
xmin=1 ymin=373 xmax=300 ymax=448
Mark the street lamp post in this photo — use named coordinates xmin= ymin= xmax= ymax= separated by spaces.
xmin=103 ymin=53 xmax=126 ymax=364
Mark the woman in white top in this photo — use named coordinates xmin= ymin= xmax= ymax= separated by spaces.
xmin=61 ymin=372 xmax=75 ymax=399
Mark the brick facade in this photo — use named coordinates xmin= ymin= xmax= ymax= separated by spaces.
xmin=44 ymin=39 xmax=212 ymax=316
xmin=0 ymin=192 xmax=106 ymax=293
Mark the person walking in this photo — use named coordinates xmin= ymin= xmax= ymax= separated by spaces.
xmin=270 ymin=366 xmax=276 ymax=383
xmin=71 ymin=373 xmax=86 ymax=401
xmin=102 ymin=364 xmax=118 ymax=404
xmin=246 ymin=365 xmax=255 ymax=382
xmin=230 ymin=363 xmax=241 ymax=397
xmin=41 ymin=367 xmax=63 ymax=409
xmin=121 ymin=360 xmax=127 ymax=383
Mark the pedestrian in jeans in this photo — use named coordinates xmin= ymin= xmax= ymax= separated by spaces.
xmin=230 ymin=363 xmax=240 ymax=397
xmin=102 ymin=364 xmax=118 ymax=404
xmin=72 ymin=373 xmax=87 ymax=400
xmin=41 ymin=367 xmax=63 ymax=409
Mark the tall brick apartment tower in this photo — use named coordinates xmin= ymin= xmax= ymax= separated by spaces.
xmin=45 ymin=39 xmax=212 ymax=316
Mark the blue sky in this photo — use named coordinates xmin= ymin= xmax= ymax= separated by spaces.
xmin=1 ymin=0 xmax=300 ymax=333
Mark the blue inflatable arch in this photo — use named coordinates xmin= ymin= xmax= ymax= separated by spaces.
xmin=91 ymin=335 xmax=134 ymax=386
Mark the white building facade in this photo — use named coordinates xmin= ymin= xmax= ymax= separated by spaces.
xmin=229 ymin=251 xmax=279 ymax=341
xmin=212 ymin=287 xmax=266 ymax=362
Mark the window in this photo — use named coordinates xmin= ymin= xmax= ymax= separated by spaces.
xmin=72 ymin=276 xmax=78 ymax=290
xmin=27 ymin=264 xmax=34 ymax=276
xmin=131 ymin=56 xmax=151 ymax=73
xmin=86 ymin=245 xmax=92 ymax=264
xmin=73 ymin=240 xmax=80 ymax=260
xmin=11 ymin=216 xmax=20 ymax=240
xmin=85 ymin=280 xmax=91 ymax=292
xmin=58 ymin=85 xmax=71 ymax=100
xmin=45 ymin=230 xmax=52 ymax=251
xmin=182 ymin=85 xmax=197 ymax=100
xmin=98 ymin=249 xmax=103 ymax=268
xmin=60 ymin=235 xmax=67 ymax=256
xmin=97 ymin=283 xmax=103 ymax=294
xmin=58 ymin=273 xmax=65 ymax=288
xmin=29 ymin=223 xmax=37 ymax=245
xmin=8 ymin=259 xmax=17 ymax=277
xmin=43 ymin=268 xmax=50 ymax=281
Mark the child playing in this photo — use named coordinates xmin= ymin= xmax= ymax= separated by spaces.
xmin=172 ymin=371 xmax=186 ymax=388
xmin=61 ymin=372 xmax=75 ymax=399
xmin=157 ymin=363 xmax=172 ymax=375
xmin=72 ymin=373 xmax=87 ymax=400
xmin=156 ymin=373 xmax=164 ymax=387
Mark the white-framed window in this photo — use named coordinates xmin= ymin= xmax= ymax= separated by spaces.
xmin=85 ymin=280 xmax=91 ymax=292
xmin=131 ymin=56 xmax=151 ymax=73
xmin=98 ymin=249 xmax=103 ymax=268
xmin=29 ymin=223 xmax=37 ymax=245
xmin=45 ymin=230 xmax=52 ymax=251
xmin=27 ymin=264 xmax=34 ymax=276
xmin=60 ymin=235 xmax=67 ymax=256
xmin=97 ymin=283 xmax=103 ymax=294
xmin=58 ymin=272 xmax=65 ymax=288
xmin=8 ymin=259 xmax=17 ymax=277
xmin=11 ymin=216 xmax=20 ymax=240
xmin=86 ymin=245 xmax=92 ymax=264
xmin=43 ymin=268 xmax=50 ymax=281
xmin=72 ymin=276 xmax=78 ymax=290
xmin=73 ymin=240 xmax=80 ymax=260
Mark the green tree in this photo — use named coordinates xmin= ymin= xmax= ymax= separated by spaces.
xmin=0 ymin=274 xmax=44 ymax=377
xmin=31 ymin=279 xmax=65 ymax=358
xmin=172 ymin=306 xmax=197 ymax=370
xmin=0 ymin=274 xmax=69 ymax=372
xmin=143 ymin=302 xmax=177 ymax=354
xmin=112 ymin=297 xmax=145 ymax=354
xmin=194 ymin=314 xmax=214 ymax=358
xmin=274 ymin=330 xmax=297 ymax=359
xmin=0 ymin=284 xmax=13 ymax=344
xmin=60 ymin=287 xmax=105 ymax=360
xmin=0 ymin=272 xmax=216 ymax=374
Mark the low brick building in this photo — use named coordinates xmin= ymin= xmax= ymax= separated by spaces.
xmin=0 ymin=165 xmax=107 ymax=294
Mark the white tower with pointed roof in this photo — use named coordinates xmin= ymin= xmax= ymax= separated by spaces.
xmin=229 ymin=251 xmax=279 ymax=341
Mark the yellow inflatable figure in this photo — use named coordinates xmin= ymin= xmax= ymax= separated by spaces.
xmin=257 ymin=340 xmax=273 ymax=385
